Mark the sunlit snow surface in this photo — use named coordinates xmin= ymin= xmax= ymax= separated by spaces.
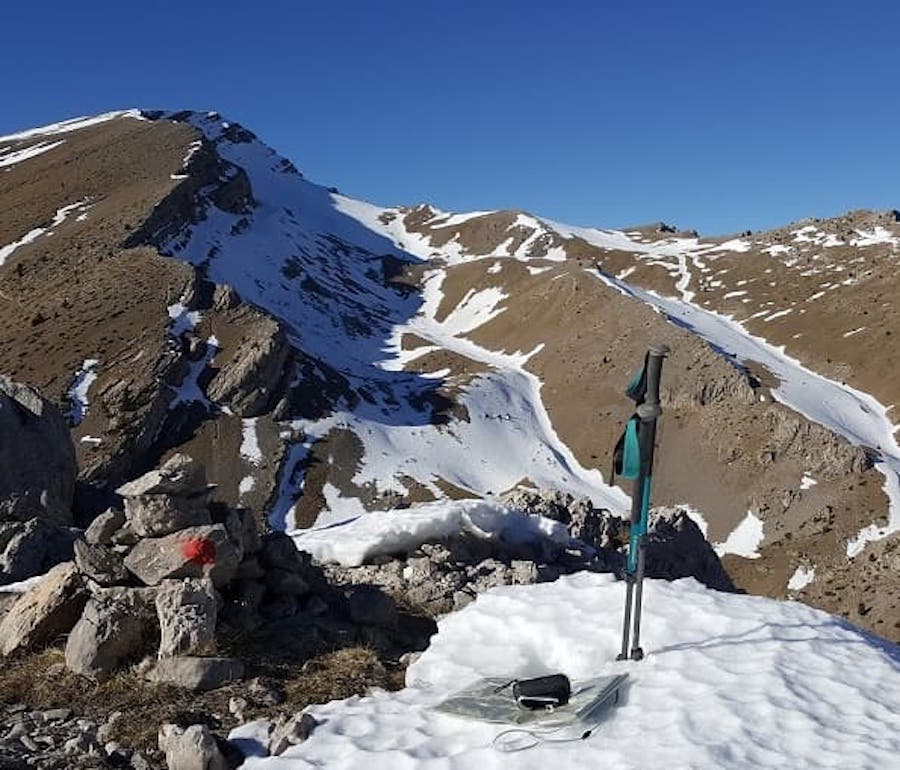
xmin=66 ymin=358 xmax=99 ymax=425
xmin=0 ymin=110 xmax=145 ymax=144
xmin=290 ymin=499 xmax=572 ymax=567
xmin=239 ymin=574 xmax=900 ymax=769
xmin=0 ymin=140 xmax=65 ymax=168
xmin=715 ymin=511 xmax=765 ymax=559
xmin=155 ymin=112 xmax=628 ymax=524
xmin=787 ymin=565 xmax=816 ymax=592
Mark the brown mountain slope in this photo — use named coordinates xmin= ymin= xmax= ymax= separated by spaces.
xmin=0 ymin=111 xmax=896 ymax=640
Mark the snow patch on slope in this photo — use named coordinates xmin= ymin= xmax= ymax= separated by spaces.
xmin=787 ymin=565 xmax=816 ymax=591
xmin=714 ymin=511 xmax=765 ymax=559
xmin=0 ymin=140 xmax=65 ymax=169
xmin=0 ymin=109 xmax=145 ymax=144
xmin=67 ymin=358 xmax=99 ymax=425
xmin=290 ymin=499 xmax=571 ymax=567
xmin=240 ymin=418 xmax=263 ymax=466
xmin=0 ymin=199 xmax=91 ymax=266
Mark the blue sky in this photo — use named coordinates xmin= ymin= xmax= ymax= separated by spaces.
xmin=3 ymin=1 xmax=898 ymax=235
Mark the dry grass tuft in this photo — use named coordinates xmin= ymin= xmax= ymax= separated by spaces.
xmin=0 ymin=644 xmax=406 ymax=755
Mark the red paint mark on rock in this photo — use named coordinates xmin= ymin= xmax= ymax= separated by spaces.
xmin=182 ymin=537 xmax=217 ymax=565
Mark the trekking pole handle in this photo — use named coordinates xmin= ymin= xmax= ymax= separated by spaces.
xmin=639 ymin=345 xmax=669 ymax=421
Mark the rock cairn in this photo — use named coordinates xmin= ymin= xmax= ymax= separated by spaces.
xmin=0 ymin=453 xmax=328 ymax=691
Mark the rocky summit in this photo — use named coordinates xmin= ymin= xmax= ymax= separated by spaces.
xmin=0 ymin=108 xmax=898 ymax=768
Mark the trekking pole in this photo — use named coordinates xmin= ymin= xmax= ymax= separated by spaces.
xmin=615 ymin=345 xmax=668 ymax=662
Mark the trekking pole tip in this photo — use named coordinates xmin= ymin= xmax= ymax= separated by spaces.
xmin=650 ymin=344 xmax=671 ymax=357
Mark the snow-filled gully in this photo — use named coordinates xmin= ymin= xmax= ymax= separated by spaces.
xmin=590 ymin=267 xmax=900 ymax=558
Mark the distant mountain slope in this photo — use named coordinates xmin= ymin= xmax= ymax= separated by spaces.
xmin=0 ymin=110 xmax=896 ymax=639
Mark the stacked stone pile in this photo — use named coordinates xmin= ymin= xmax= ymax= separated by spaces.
xmin=0 ymin=453 xmax=364 ymax=692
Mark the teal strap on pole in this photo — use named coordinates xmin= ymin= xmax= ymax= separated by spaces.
xmin=626 ymin=475 xmax=652 ymax=573
xmin=625 ymin=352 xmax=649 ymax=402
xmin=620 ymin=419 xmax=641 ymax=480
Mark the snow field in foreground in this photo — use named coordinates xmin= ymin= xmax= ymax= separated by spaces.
xmin=241 ymin=573 xmax=900 ymax=769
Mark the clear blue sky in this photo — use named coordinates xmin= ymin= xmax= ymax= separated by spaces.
xmin=3 ymin=1 xmax=898 ymax=235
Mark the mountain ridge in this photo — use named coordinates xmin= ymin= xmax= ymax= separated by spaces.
xmin=0 ymin=108 xmax=896 ymax=640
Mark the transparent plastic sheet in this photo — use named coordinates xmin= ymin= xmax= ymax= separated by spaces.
xmin=434 ymin=673 xmax=628 ymax=728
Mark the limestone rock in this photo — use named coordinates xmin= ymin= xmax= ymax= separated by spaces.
xmin=0 ymin=518 xmax=78 ymax=584
xmin=146 ymin=656 xmax=244 ymax=691
xmin=73 ymin=540 xmax=130 ymax=586
xmin=0 ymin=376 xmax=76 ymax=523
xmin=64 ymin=586 xmax=157 ymax=680
xmin=269 ymin=712 xmax=318 ymax=756
xmin=205 ymin=314 xmax=289 ymax=417
xmin=84 ymin=508 xmax=125 ymax=546
xmin=0 ymin=562 xmax=86 ymax=655
xmin=158 ymin=723 xmax=228 ymax=770
xmin=124 ymin=524 xmax=240 ymax=587
xmin=124 ymin=494 xmax=211 ymax=538
xmin=116 ymin=453 xmax=207 ymax=498
xmin=156 ymin=579 xmax=217 ymax=658
xmin=225 ymin=508 xmax=261 ymax=555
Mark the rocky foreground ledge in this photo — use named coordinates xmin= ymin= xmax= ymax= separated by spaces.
xmin=0 ymin=453 xmax=733 ymax=769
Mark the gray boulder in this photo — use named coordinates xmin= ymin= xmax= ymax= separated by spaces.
xmin=146 ymin=656 xmax=244 ymax=691
xmin=269 ymin=712 xmax=318 ymax=756
xmin=347 ymin=585 xmax=397 ymax=627
xmin=64 ymin=586 xmax=157 ymax=680
xmin=259 ymin=532 xmax=306 ymax=573
xmin=0 ymin=518 xmax=78 ymax=584
xmin=73 ymin=540 xmax=130 ymax=586
xmin=225 ymin=508 xmax=261 ymax=555
xmin=156 ymin=579 xmax=217 ymax=658
xmin=500 ymin=486 xmax=577 ymax=524
xmin=124 ymin=524 xmax=240 ymax=587
xmin=0 ymin=376 xmax=76 ymax=523
xmin=124 ymin=494 xmax=211 ymax=538
xmin=158 ymin=723 xmax=228 ymax=770
xmin=0 ymin=562 xmax=86 ymax=655
xmin=116 ymin=453 xmax=207 ymax=498
xmin=84 ymin=508 xmax=126 ymax=546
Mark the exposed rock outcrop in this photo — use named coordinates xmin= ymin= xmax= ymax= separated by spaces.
xmin=0 ymin=376 xmax=76 ymax=524
xmin=328 ymin=488 xmax=735 ymax=618
xmin=0 ymin=518 xmax=78 ymax=585
xmin=155 ymin=578 xmax=217 ymax=658
xmin=205 ymin=310 xmax=291 ymax=417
